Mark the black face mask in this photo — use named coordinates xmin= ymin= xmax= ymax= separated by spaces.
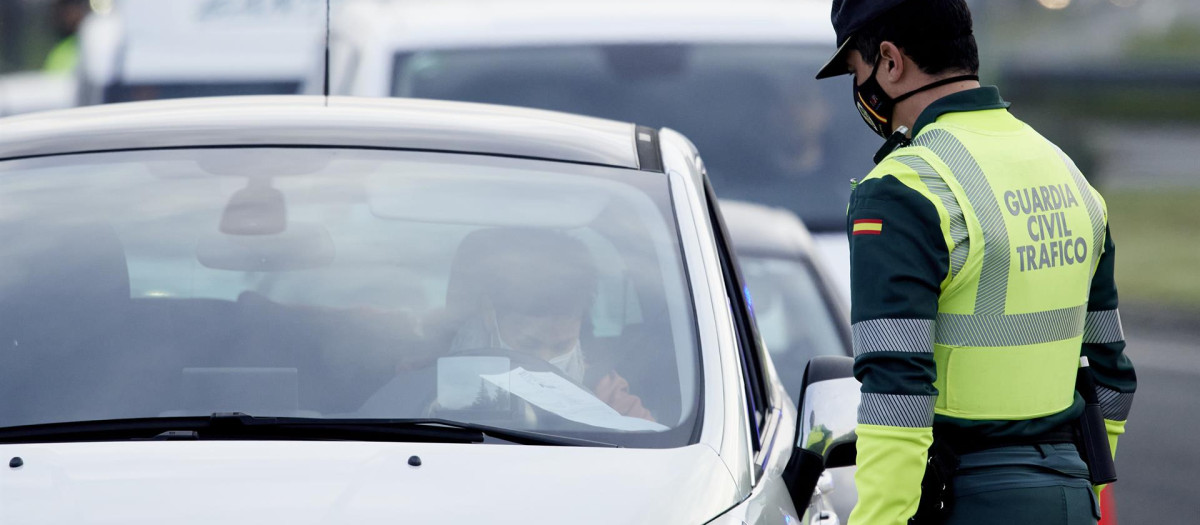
xmin=853 ymin=60 xmax=979 ymax=139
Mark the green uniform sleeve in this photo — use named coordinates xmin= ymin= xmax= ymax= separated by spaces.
xmin=1082 ymin=226 xmax=1135 ymax=495
xmin=845 ymin=175 xmax=949 ymax=525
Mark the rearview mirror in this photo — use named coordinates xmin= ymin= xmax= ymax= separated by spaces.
xmin=220 ymin=177 xmax=287 ymax=235
xmin=783 ymin=356 xmax=860 ymax=511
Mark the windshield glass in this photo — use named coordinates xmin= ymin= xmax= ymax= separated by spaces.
xmin=739 ymin=255 xmax=847 ymax=396
xmin=392 ymin=44 xmax=879 ymax=231
xmin=0 ymin=148 xmax=698 ymax=448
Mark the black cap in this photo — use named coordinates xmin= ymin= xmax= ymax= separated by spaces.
xmin=816 ymin=0 xmax=910 ymax=80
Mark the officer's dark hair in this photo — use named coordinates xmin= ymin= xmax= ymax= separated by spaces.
xmin=853 ymin=0 xmax=980 ymax=76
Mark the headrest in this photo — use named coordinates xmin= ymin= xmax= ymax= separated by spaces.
xmin=0 ymin=222 xmax=131 ymax=333
xmin=445 ymin=228 xmax=597 ymax=319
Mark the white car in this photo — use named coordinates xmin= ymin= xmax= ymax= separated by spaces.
xmin=76 ymin=0 xmax=324 ymax=105
xmin=324 ymin=0 xmax=883 ymax=301
xmin=0 ymin=96 xmax=858 ymax=524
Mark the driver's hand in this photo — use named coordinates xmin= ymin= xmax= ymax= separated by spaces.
xmin=593 ymin=371 xmax=655 ymax=422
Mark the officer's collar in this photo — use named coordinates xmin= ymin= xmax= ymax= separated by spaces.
xmin=911 ymin=86 xmax=1011 ymax=137
xmin=872 ymin=86 xmax=1011 ymax=164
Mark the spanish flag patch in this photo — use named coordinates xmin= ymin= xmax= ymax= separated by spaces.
xmin=852 ymin=219 xmax=883 ymax=235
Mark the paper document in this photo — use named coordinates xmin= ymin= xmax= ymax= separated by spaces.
xmin=481 ymin=367 xmax=668 ymax=432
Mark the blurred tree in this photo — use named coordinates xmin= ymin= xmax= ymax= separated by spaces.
xmin=1125 ymin=21 xmax=1200 ymax=62
xmin=0 ymin=0 xmax=59 ymax=74
xmin=0 ymin=0 xmax=25 ymax=72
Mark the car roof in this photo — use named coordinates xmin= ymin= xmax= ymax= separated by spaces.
xmin=0 ymin=96 xmax=640 ymax=169
xmin=719 ymin=199 xmax=818 ymax=260
xmin=337 ymin=0 xmax=834 ymax=50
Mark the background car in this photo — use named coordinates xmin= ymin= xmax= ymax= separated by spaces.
xmin=0 ymin=96 xmax=857 ymax=524
xmin=720 ymin=200 xmax=850 ymax=393
xmin=721 ymin=199 xmax=858 ymax=522
xmin=324 ymin=0 xmax=886 ymax=301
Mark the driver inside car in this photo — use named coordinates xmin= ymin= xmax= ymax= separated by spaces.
xmin=448 ymin=228 xmax=654 ymax=422
xmin=359 ymin=228 xmax=654 ymax=423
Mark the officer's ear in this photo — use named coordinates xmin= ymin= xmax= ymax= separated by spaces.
xmin=878 ymin=41 xmax=905 ymax=84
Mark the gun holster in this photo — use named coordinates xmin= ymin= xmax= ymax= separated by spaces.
xmin=908 ymin=439 xmax=960 ymax=525
xmin=1075 ymin=365 xmax=1119 ymax=485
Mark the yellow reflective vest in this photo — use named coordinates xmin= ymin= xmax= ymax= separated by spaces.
xmin=846 ymin=87 xmax=1134 ymax=525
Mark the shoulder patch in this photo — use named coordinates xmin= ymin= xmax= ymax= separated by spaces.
xmin=853 ymin=219 xmax=883 ymax=235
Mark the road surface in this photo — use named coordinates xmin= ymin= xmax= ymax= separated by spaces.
xmin=1111 ymin=319 xmax=1200 ymax=525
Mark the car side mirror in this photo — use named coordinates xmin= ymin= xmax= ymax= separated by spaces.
xmin=782 ymin=355 xmax=860 ymax=512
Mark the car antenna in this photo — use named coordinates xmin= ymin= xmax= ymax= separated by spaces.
xmin=323 ymin=0 xmax=331 ymax=106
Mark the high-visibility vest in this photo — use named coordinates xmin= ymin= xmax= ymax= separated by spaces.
xmin=871 ymin=108 xmax=1109 ymax=421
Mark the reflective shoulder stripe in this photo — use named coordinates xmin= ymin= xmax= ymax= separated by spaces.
xmin=1053 ymin=146 xmax=1107 ymax=274
xmin=1096 ymin=385 xmax=1134 ymax=421
xmin=892 ymin=155 xmax=970 ymax=278
xmin=1083 ymin=309 xmax=1125 ymax=344
xmin=935 ymin=304 xmax=1087 ymax=347
xmin=852 ymin=318 xmax=934 ymax=356
xmin=912 ymin=130 xmax=1010 ymax=315
xmin=858 ymin=393 xmax=937 ymax=428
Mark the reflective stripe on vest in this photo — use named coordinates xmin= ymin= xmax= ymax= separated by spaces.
xmin=1054 ymin=146 xmax=1108 ymax=276
xmin=912 ymin=130 xmax=1012 ymax=315
xmin=893 ymin=155 xmax=970 ymax=278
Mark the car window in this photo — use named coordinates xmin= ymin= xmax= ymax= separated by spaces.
xmin=392 ymin=43 xmax=879 ymax=232
xmin=0 ymin=148 xmax=699 ymax=448
xmin=738 ymin=255 xmax=848 ymax=398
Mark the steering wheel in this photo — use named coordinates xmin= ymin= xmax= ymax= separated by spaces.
xmin=434 ymin=346 xmax=605 ymax=428
xmin=446 ymin=346 xmax=583 ymax=385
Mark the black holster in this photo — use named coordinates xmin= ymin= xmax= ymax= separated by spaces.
xmin=1075 ymin=365 xmax=1119 ymax=485
xmin=908 ymin=439 xmax=960 ymax=525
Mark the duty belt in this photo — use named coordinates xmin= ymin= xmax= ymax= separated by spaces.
xmin=935 ymin=424 xmax=1077 ymax=456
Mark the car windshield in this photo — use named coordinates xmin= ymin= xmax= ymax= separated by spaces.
xmin=102 ymin=81 xmax=301 ymax=103
xmin=392 ymin=44 xmax=879 ymax=232
xmin=738 ymin=255 xmax=847 ymax=397
xmin=0 ymin=148 xmax=699 ymax=448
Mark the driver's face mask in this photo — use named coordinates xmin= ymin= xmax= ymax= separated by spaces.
xmin=547 ymin=347 xmax=586 ymax=384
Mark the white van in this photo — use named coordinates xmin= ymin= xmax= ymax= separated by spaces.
xmin=77 ymin=0 xmax=324 ymax=105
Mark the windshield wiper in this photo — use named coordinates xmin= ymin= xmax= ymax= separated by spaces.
xmin=0 ymin=413 xmax=617 ymax=448
xmin=408 ymin=418 xmax=618 ymax=447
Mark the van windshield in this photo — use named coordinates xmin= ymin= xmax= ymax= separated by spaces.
xmin=0 ymin=148 xmax=699 ymax=448
xmin=392 ymin=44 xmax=879 ymax=232
xmin=103 ymin=81 xmax=301 ymax=103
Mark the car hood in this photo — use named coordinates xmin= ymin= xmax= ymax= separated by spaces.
xmin=0 ymin=440 xmax=740 ymax=524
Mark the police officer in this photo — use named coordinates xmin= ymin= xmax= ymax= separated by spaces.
xmin=43 ymin=0 xmax=89 ymax=73
xmin=815 ymin=1 xmax=1136 ymax=524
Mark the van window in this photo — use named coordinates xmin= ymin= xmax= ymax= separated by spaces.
xmin=103 ymin=81 xmax=301 ymax=103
